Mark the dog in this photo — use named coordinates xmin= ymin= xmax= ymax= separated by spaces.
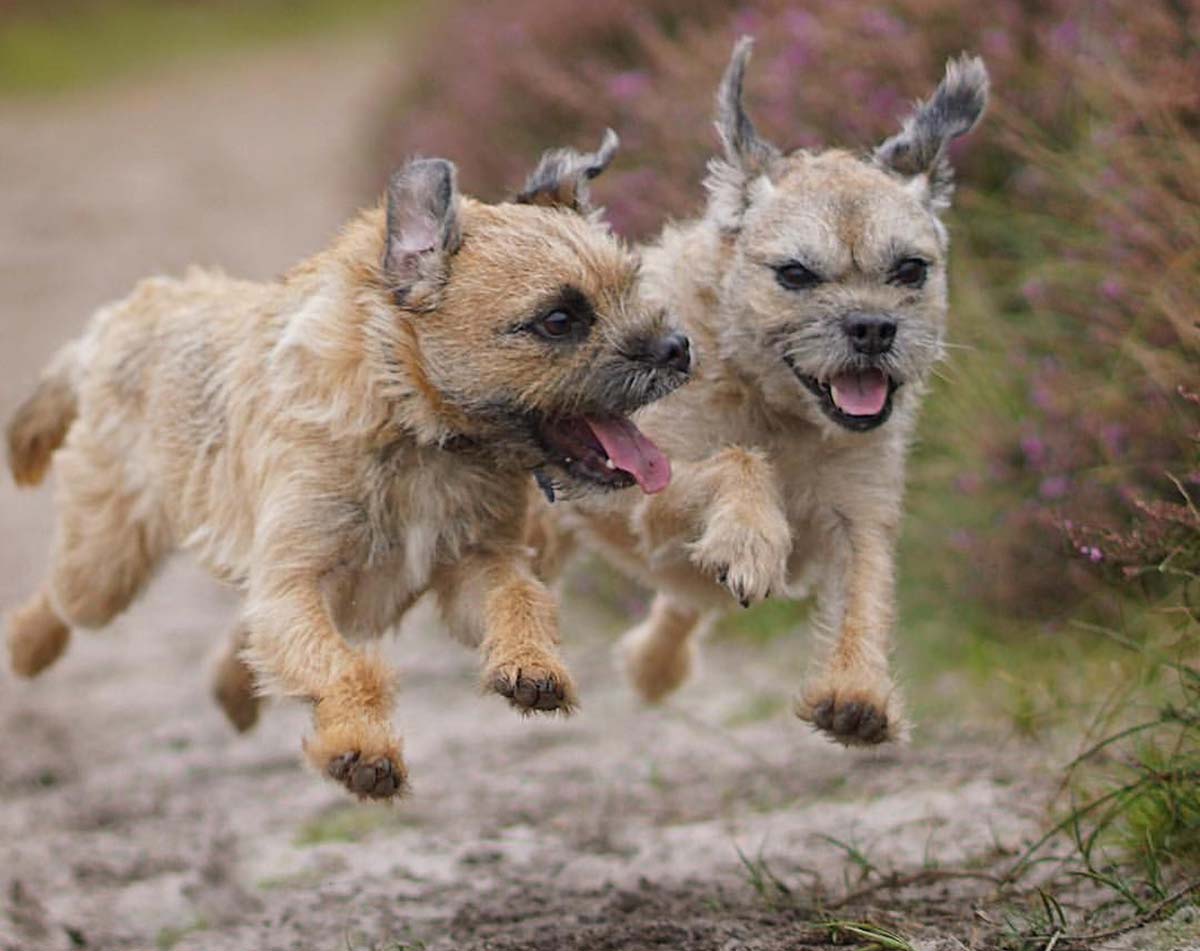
xmin=533 ymin=41 xmax=988 ymax=747
xmin=4 ymin=131 xmax=691 ymax=799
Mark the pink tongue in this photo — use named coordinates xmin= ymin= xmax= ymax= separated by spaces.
xmin=584 ymin=417 xmax=671 ymax=494
xmin=830 ymin=369 xmax=889 ymax=416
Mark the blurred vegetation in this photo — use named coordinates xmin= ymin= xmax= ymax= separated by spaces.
xmin=381 ymin=0 xmax=1199 ymax=937
xmin=379 ymin=0 xmax=1199 ymax=702
xmin=2 ymin=0 xmax=1193 ymax=939
xmin=0 ymin=0 xmax=410 ymax=96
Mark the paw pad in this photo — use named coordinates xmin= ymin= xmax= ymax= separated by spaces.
xmin=491 ymin=668 xmax=572 ymax=713
xmin=327 ymin=751 xmax=406 ymax=800
xmin=809 ymin=697 xmax=891 ymax=746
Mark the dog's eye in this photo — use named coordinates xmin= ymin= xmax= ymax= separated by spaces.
xmin=774 ymin=262 xmax=822 ymax=291
xmin=533 ymin=309 xmax=583 ymax=341
xmin=890 ymin=258 xmax=928 ymax=288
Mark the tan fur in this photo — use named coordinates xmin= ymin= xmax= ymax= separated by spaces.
xmin=212 ymin=622 xmax=260 ymax=733
xmin=5 ymin=145 xmax=688 ymax=799
xmin=536 ymin=46 xmax=988 ymax=747
xmin=5 ymin=344 xmax=79 ymax=488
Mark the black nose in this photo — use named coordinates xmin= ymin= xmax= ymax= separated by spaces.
xmin=843 ymin=314 xmax=897 ymax=355
xmin=650 ymin=332 xmax=691 ymax=373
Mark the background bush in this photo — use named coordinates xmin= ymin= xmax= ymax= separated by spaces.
xmin=383 ymin=0 xmax=1198 ymax=628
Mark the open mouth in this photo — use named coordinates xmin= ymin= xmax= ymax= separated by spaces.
xmin=536 ymin=415 xmax=670 ymax=500
xmin=794 ymin=366 xmax=899 ymax=432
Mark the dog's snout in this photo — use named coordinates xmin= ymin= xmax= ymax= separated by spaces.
xmin=843 ymin=314 xmax=896 ymax=356
xmin=650 ymin=332 xmax=691 ymax=374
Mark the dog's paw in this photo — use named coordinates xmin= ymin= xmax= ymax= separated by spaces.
xmin=304 ymin=724 xmax=408 ymax=801
xmin=617 ymin=619 xmax=696 ymax=704
xmin=487 ymin=652 xmax=577 ymax=714
xmin=325 ymin=750 xmax=406 ymax=800
xmin=689 ymin=510 xmax=791 ymax=607
xmin=796 ymin=674 xmax=905 ymax=747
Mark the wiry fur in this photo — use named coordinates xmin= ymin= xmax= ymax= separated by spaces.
xmin=4 ymin=135 xmax=689 ymax=799
xmin=534 ymin=41 xmax=988 ymax=747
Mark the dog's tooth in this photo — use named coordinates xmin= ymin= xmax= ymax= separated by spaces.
xmin=605 ymin=458 xmax=615 ymax=470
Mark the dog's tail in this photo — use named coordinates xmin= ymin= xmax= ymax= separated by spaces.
xmin=6 ymin=340 xmax=81 ymax=487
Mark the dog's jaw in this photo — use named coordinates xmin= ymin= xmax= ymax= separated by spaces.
xmin=783 ymin=355 xmax=903 ymax=433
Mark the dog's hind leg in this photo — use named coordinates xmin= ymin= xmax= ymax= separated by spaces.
xmin=7 ymin=588 xmax=71 ymax=678
xmin=212 ymin=621 xmax=262 ymax=733
xmin=7 ymin=433 xmax=168 ymax=676
xmin=617 ymin=594 xmax=710 ymax=704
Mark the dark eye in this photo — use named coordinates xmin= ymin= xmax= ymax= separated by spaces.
xmin=534 ymin=309 xmax=578 ymax=340
xmin=774 ymin=261 xmax=822 ymax=291
xmin=891 ymin=258 xmax=928 ymax=288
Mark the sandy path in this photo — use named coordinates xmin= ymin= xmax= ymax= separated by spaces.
xmin=0 ymin=31 xmax=1049 ymax=951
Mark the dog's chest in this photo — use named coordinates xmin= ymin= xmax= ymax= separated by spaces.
xmin=332 ymin=450 xmax=512 ymax=637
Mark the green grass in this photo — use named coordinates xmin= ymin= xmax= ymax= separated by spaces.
xmin=155 ymin=917 xmax=209 ymax=950
xmin=0 ymin=0 xmax=412 ymax=97
xmin=823 ymin=920 xmax=917 ymax=951
xmin=294 ymin=802 xmax=407 ymax=846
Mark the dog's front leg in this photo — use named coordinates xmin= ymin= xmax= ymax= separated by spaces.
xmin=433 ymin=550 xmax=576 ymax=714
xmin=796 ymin=519 xmax=905 ymax=746
xmin=637 ymin=446 xmax=791 ymax=606
xmin=243 ymin=574 xmax=406 ymax=800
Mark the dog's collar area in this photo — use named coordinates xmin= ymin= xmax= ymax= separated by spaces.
xmin=784 ymin=356 xmax=900 ymax=432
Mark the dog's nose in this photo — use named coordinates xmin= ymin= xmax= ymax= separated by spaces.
xmin=650 ymin=332 xmax=691 ymax=373
xmin=843 ymin=314 xmax=896 ymax=356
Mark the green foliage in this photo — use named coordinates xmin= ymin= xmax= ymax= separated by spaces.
xmin=294 ymin=803 xmax=406 ymax=846
xmin=0 ymin=0 xmax=409 ymax=97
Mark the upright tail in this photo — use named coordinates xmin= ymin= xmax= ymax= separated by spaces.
xmin=6 ymin=341 xmax=80 ymax=487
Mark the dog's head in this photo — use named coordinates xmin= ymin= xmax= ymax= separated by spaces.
xmin=381 ymin=132 xmax=690 ymax=498
xmin=704 ymin=39 xmax=988 ymax=434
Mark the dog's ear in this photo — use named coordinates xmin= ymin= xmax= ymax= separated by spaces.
xmin=715 ymin=36 xmax=779 ymax=174
xmin=874 ymin=55 xmax=989 ymax=212
xmin=705 ymin=36 xmax=780 ymax=230
xmin=516 ymin=128 xmax=619 ymax=214
xmin=383 ymin=157 xmax=462 ymax=296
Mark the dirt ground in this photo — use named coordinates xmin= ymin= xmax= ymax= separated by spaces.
xmin=0 ymin=31 xmax=1069 ymax=951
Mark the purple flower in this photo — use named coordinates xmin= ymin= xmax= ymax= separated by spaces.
xmin=1077 ymin=545 xmax=1104 ymax=563
xmin=1100 ymin=423 xmax=1127 ymax=456
xmin=1048 ymin=19 xmax=1082 ymax=52
xmin=982 ymin=29 xmax=1012 ymax=59
xmin=861 ymin=9 xmax=905 ymax=38
xmin=1021 ymin=278 xmax=1048 ymax=307
xmin=1021 ymin=434 xmax=1048 ymax=468
xmin=607 ymin=70 xmax=650 ymax=102
xmin=733 ymin=9 xmax=764 ymax=36
xmin=1039 ymin=475 xmax=1070 ymax=499
xmin=781 ymin=38 xmax=811 ymax=70
xmin=783 ymin=9 xmax=817 ymax=39
xmin=955 ymin=472 xmax=983 ymax=495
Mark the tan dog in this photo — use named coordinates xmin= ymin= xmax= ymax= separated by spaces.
xmin=535 ymin=42 xmax=988 ymax=746
xmin=5 ymin=132 xmax=691 ymax=799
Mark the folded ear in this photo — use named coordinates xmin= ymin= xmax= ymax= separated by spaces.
xmin=874 ymin=55 xmax=989 ymax=212
xmin=515 ymin=128 xmax=619 ymax=214
xmin=705 ymin=36 xmax=780 ymax=231
xmin=383 ymin=157 xmax=462 ymax=297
